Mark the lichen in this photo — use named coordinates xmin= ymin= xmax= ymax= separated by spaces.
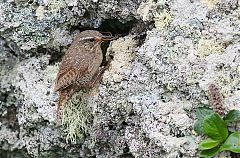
xmin=154 ymin=10 xmax=174 ymax=30
xmin=43 ymin=63 xmax=59 ymax=82
xmin=197 ymin=38 xmax=224 ymax=58
xmin=104 ymin=36 xmax=137 ymax=83
xmin=36 ymin=6 xmax=45 ymax=20
xmin=215 ymin=71 xmax=237 ymax=97
xmin=137 ymin=0 xmax=156 ymax=21
xmin=62 ymin=91 xmax=93 ymax=143
xmin=48 ymin=0 xmax=67 ymax=14
xmin=1 ymin=0 xmax=240 ymax=157
xmin=201 ymin=0 xmax=219 ymax=9
xmin=0 ymin=1 xmax=80 ymax=51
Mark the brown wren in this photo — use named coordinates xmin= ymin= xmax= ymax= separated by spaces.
xmin=54 ymin=30 xmax=114 ymax=122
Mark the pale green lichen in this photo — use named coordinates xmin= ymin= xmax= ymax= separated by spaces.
xmin=197 ymin=38 xmax=224 ymax=58
xmin=62 ymin=91 xmax=93 ymax=143
xmin=137 ymin=0 xmax=156 ymax=21
xmin=48 ymin=0 xmax=67 ymax=14
xmin=154 ymin=10 xmax=173 ymax=30
xmin=201 ymin=0 xmax=219 ymax=9
xmin=237 ymin=66 xmax=240 ymax=73
xmin=44 ymin=63 xmax=59 ymax=82
xmin=214 ymin=70 xmax=239 ymax=98
xmin=36 ymin=6 xmax=45 ymax=20
xmin=0 ymin=65 xmax=5 ymax=78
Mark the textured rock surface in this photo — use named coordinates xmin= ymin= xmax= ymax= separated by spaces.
xmin=0 ymin=0 xmax=240 ymax=157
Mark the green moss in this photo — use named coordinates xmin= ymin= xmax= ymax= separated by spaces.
xmin=62 ymin=91 xmax=93 ymax=143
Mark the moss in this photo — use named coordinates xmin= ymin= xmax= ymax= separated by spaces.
xmin=197 ymin=38 xmax=224 ymax=58
xmin=154 ymin=10 xmax=173 ymax=30
xmin=62 ymin=91 xmax=93 ymax=143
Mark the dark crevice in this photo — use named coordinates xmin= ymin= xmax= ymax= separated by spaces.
xmin=98 ymin=19 xmax=138 ymax=66
xmin=56 ymin=18 xmax=148 ymax=66
xmin=0 ymin=149 xmax=30 ymax=158
xmin=1 ymin=37 xmax=22 ymax=58
xmin=22 ymin=18 xmax=149 ymax=66
xmin=47 ymin=47 xmax=65 ymax=65
xmin=97 ymin=19 xmax=137 ymax=35
xmin=0 ymin=91 xmax=8 ymax=103
xmin=100 ymin=41 xmax=111 ymax=67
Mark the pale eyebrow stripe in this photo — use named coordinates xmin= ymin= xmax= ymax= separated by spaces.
xmin=78 ymin=36 xmax=95 ymax=41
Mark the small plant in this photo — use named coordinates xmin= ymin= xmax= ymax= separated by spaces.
xmin=194 ymin=83 xmax=240 ymax=157
xmin=195 ymin=107 xmax=240 ymax=157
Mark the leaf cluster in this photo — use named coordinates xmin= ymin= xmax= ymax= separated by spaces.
xmin=194 ymin=107 xmax=240 ymax=157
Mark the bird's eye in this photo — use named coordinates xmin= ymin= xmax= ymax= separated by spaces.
xmin=89 ymin=38 xmax=95 ymax=42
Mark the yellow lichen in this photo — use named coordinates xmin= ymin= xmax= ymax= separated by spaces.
xmin=214 ymin=70 xmax=239 ymax=98
xmin=237 ymin=66 xmax=240 ymax=73
xmin=36 ymin=6 xmax=45 ymax=20
xmin=48 ymin=0 xmax=67 ymax=14
xmin=104 ymin=36 xmax=136 ymax=83
xmin=197 ymin=38 xmax=224 ymax=58
xmin=62 ymin=91 xmax=93 ymax=143
xmin=137 ymin=0 xmax=156 ymax=21
xmin=154 ymin=10 xmax=174 ymax=30
xmin=201 ymin=0 xmax=219 ymax=9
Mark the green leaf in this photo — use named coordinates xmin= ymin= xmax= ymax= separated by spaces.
xmin=194 ymin=107 xmax=214 ymax=135
xmin=220 ymin=132 xmax=240 ymax=153
xmin=203 ymin=113 xmax=228 ymax=142
xmin=196 ymin=107 xmax=214 ymax=120
xmin=200 ymin=146 xmax=220 ymax=158
xmin=194 ymin=120 xmax=204 ymax=134
xmin=199 ymin=138 xmax=220 ymax=150
xmin=224 ymin=110 xmax=240 ymax=124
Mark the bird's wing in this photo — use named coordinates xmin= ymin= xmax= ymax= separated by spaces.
xmin=54 ymin=67 xmax=78 ymax=91
xmin=54 ymin=47 xmax=91 ymax=91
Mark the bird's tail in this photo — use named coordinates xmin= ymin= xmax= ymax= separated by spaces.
xmin=56 ymin=85 xmax=79 ymax=125
xmin=57 ymin=89 xmax=69 ymax=125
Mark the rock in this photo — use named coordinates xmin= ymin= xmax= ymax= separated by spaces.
xmin=0 ymin=0 xmax=240 ymax=157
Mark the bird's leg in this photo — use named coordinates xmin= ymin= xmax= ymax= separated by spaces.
xmin=87 ymin=65 xmax=110 ymax=88
xmin=87 ymin=68 xmax=105 ymax=88
xmin=88 ymin=55 xmax=113 ymax=88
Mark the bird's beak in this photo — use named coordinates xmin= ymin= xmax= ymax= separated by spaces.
xmin=96 ymin=35 xmax=117 ymax=42
xmin=102 ymin=35 xmax=115 ymax=41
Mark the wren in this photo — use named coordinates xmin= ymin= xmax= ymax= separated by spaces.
xmin=54 ymin=30 xmax=114 ymax=122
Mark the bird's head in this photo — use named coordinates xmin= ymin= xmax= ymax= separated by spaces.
xmin=74 ymin=30 xmax=115 ymax=49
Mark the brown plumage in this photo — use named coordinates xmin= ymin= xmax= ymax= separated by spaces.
xmin=54 ymin=30 xmax=114 ymax=122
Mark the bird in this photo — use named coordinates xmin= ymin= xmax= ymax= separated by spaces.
xmin=54 ymin=30 xmax=114 ymax=123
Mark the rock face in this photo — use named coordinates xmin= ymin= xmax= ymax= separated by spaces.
xmin=0 ymin=0 xmax=240 ymax=157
